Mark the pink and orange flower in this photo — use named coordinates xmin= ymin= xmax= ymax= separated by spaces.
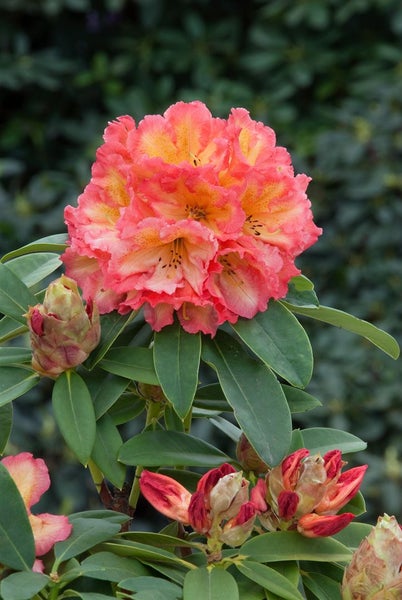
xmin=1 ymin=452 xmax=72 ymax=572
xmin=63 ymin=101 xmax=321 ymax=335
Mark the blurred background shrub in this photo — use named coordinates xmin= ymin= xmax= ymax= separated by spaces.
xmin=1 ymin=0 xmax=401 ymax=521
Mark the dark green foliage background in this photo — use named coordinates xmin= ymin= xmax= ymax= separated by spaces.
xmin=1 ymin=0 xmax=401 ymax=521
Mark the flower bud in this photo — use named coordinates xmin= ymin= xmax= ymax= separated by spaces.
xmin=236 ymin=434 xmax=269 ymax=473
xmin=220 ymin=501 xmax=257 ymax=547
xmin=140 ymin=470 xmax=192 ymax=524
xmin=341 ymin=514 xmax=402 ymax=599
xmin=25 ymin=275 xmax=100 ymax=377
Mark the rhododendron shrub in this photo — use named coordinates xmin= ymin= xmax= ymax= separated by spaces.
xmin=0 ymin=101 xmax=399 ymax=598
xmin=62 ymin=101 xmax=321 ymax=335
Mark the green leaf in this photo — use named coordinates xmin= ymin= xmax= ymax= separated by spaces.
xmin=0 ymin=572 xmax=49 ymax=600
xmin=121 ymin=531 xmax=202 ymax=551
xmin=85 ymin=370 xmax=130 ymax=419
xmin=282 ymin=385 xmax=322 ymax=413
xmin=236 ymin=561 xmax=303 ymax=600
xmin=183 ymin=566 xmax=239 ymax=600
xmin=91 ymin=413 xmax=126 ymax=489
xmin=69 ymin=510 xmax=129 ymax=525
xmin=79 ymin=551 xmax=150 ymax=581
xmin=300 ymin=427 xmax=367 ymax=455
xmin=5 ymin=253 xmax=62 ymax=288
xmin=99 ymin=347 xmax=159 ymax=385
xmin=241 ymin=531 xmax=352 ymax=563
xmin=85 ymin=311 xmax=138 ymax=370
xmin=153 ymin=322 xmax=201 ymax=418
xmin=0 ymin=316 xmax=27 ymax=344
xmin=0 ymin=403 xmax=12 ymax=453
xmin=284 ymin=303 xmax=400 ymax=359
xmin=232 ymin=302 xmax=313 ymax=387
xmin=0 ymin=367 xmax=40 ymax=406
xmin=53 ymin=517 xmax=121 ymax=565
xmin=119 ymin=575 xmax=182 ymax=599
xmin=333 ymin=522 xmax=372 ymax=550
xmin=302 ymin=571 xmax=342 ymax=600
xmin=284 ymin=275 xmax=319 ymax=308
xmin=0 ymin=263 xmax=38 ymax=324
xmin=119 ymin=430 xmax=230 ymax=467
xmin=101 ymin=540 xmax=196 ymax=570
xmin=1 ymin=234 xmax=68 ymax=262
xmin=52 ymin=371 xmax=96 ymax=465
xmin=202 ymin=332 xmax=291 ymax=467
xmin=0 ymin=347 xmax=32 ymax=366
xmin=0 ymin=464 xmax=35 ymax=571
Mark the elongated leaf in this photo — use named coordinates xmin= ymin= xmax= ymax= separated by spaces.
xmin=91 ymin=413 xmax=126 ymax=489
xmin=99 ymin=347 xmax=158 ymax=385
xmin=0 ymin=347 xmax=32 ymax=366
xmin=85 ymin=370 xmax=129 ymax=419
xmin=0 ymin=403 xmax=12 ymax=453
xmin=284 ymin=275 xmax=319 ymax=308
xmin=281 ymin=385 xmax=322 ymax=413
xmin=5 ymin=253 xmax=62 ymax=288
xmin=241 ymin=531 xmax=352 ymax=563
xmin=232 ymin=302 xmax=313 ymax=387
xmin=0 ymin=316 xmax=27 ymax=344
xmin=284 ymin=303 xmax=400 ymax=359
xmin=334 ymin=522 xmax=373 ymax=550
xmin=0 ymin=264 xmax=38 ymax=324
xmin=0 ymin=572 xmax=49 ymax=600
xmin=85 ymin=312 xmax=138 ymax=369
xmin=154 ymin=322 xmax=201 ymax=418
xmin=52 ymin=371 xmax=96 ymax=465
xmin=236 ymin=561 xmax=303 ymax=600
xmin=101 ymin=540 xmax=196 ymax=570
xmin=119 ymin=575 xmax=182 ymax=599
xmin=0 ymin=464 xmax=35 ymax=571
xmin=1 ymin=234 xmax=68 ymax=262
xmin=202 ymin=332 xmax=291 ymax=466
xmin=302 ymin=572 xmax=342 ymax=600
xmin=118 ymin=430 xmax=229 ymax=467
xmin=53 ymin=518 xmax=121 ymax=565
xmin=183 ymin=566 xmax=239 ymax=600
xmin=69 ymin=510 xmax=129 ymax=525
xmin=79 ymin=551 xmax=149 ymax=582
xmin=0 ymin=367 xmax=40 ymax=406
xmin=300 ymin=427 xmax=366 ymax=455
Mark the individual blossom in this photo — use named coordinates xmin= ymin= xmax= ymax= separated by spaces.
xmin=341 ymin=514 xmax=402 ymax=599
xmin=25 ymin=275 xmax=100 ymax=378
xmin=1 ymin=452 xmax=72 ymax=572
xmin=62 ymin=101 xmax=322 ymax=335
xmin=251 ymin=448 xmax=367 ymax=537
xmin=140 ymin=464 xmax=257 ymax=558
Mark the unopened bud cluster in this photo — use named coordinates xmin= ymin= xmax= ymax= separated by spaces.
xmin=25 ymin=275 xmax=100 ymax=377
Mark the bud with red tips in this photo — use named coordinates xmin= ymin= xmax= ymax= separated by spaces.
xmin=341 ymin=514 xmax=402 ymax=599
xmin=25 ymin=275 xmax=100 ymax=378
xmin=139 ymin=470 xmax=191 ymax=524
xmin=252 ymin=448 xmax=367 ymax=538
xmin=297 ymin=512 xmax=355 ymax=538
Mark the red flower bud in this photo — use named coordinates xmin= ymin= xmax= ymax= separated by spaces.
xmin=297 ymin=512 xmax=355 ymax=538
xmin=139 ymin=470 xmax=191 ymax=524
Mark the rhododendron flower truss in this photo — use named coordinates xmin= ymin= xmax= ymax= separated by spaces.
xmin=251 ymin=448 xmax=367 ymax=538
xmin=63 ymin=101 xmax=322 ymax=335
xmin=1 ymin=453 xmax=72 ymax=572
xmin=140 ymin=464 xmax=257 ymax=556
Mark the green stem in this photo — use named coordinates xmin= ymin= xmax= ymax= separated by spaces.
xmin=87 ymin=459 xmax=104 ymax=495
